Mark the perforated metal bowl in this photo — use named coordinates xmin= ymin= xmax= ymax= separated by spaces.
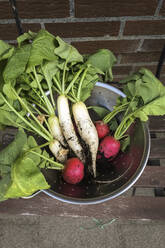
xmin=32 ymin=82 xmax=149 ymax=205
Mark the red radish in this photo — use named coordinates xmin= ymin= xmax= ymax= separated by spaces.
xmin=95 ymin=121 xmax=110 ymax=139
xmin=62 ymin=158 xmax=84 ymax=184
xmin=98 ymin=136 xmax=120 ymax=159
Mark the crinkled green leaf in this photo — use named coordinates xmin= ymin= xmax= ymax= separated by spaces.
xmin=17 ymin=31 xmax=37 ymax=47
xmin=3 ymin=44 xmax=31 ymax=82
xmin=0 ymin=109 xmax=26 ymax=127
xmin=0 ymin=95 xmax=27 ymax=127
xmin=42 ymin=60 xmax=59 ymax=89
xmin=0 ymin=60 xmax=7 ymax=92
xmin=0 ymin=174 xmax=11 ymax=202
xmin=86 ymin=49 xmax=116 ymax=81
xmin=71 ymin=65 xmax=99 ymax=102
xmin=134 ymin=95 xmax=165 ymax=121
xmin=119 ymin=72 xmax=141 ymax=84
xmin=39 ymin=149 xmax=51 ymax=168
xmin=27 ymin=29 xmax=57 ymax=69
xmin=89 ymin=106 xmax=109 ymax=119
xmin=0 ymin=40 xmax=15 ymax=61
xmin=0 ymin=164 xmax=11 ymax=176
xmin=0 ymin=129 xmax=50 ymax=200
xmin=3 ymin=83 xmax=17 ymax=99
xmin=139 ymin=68 xmax=162 ymax=85
xmin=55 ymin=36 xmax=83 ymax=63
xmin=0 ymin=128 xmax=27 ymax=166
xmin=135 ymin=80 xmax=161 ymax=104
xmin=0 ymin=129 xmax=27 ymax=200
xmin=111 ymin=68 xmax=165 ymax=140
xmin=23 ymin=136 xmax=41 ymax=165
xmin=4 ymin=156 xmax=50 ymax=198
xmin=109 ymin=117 xmax=118 ymax=132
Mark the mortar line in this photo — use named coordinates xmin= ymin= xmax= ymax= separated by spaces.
xmin=63 ymin=35 xmax=165 ymax=42
xmin=115 ymin=72 xmax=165 ymax=78
xmin=154 ymin=0 xmax=164 ymax=16
xmin=69 ymin=0 xmax=75 ymax=17
xmin=118 ymin=20 xmax=126 ymax=39
xmin=40 ymin=23 xmax=45 ymax=29
xmin=6 ymin=35 xmax=165 ymax=44
xmin=136 ymin=39 xmax=145 ymax=52
xmin=117 ymin=54 xmax=122 ymax=64
xmin=1 ymin=16 xmax=165 ymax=24
xmin=115 ymin=62 xmax=158 ymax=66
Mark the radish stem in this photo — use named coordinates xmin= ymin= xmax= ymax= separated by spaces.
xmin=53 ymin=76 xmax=62 ymax=91
xmin=43 ymin=73 xmax=56 ymax=108
xmin=11 ymin=88 xmax=52 ymax=140
xmin=33 ymin=67 xmax=54 ymax=115
xmin=25 ymin=141 xmax=50 ymax=154
xmin=65 ymin=68 xmax=83 ymax=95
xmin=29 ymin=150 xmax=64 ymax=169
xmin=1 ymin=93 xmax=51 ymax=141
xmin=27 ymin=98 xmax=49 ymax=114
xmin=62 ymin=59 xmax=68 ymax=93
xmin=77 ymin=66 xmax=90 ymax=101
xmin=103 ymin=103 xmax=128 ymax=124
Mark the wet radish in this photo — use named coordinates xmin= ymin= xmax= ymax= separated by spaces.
xmin=62 ymin=158 xmax=84 ymax=184
xmin=95 ymin=120 xmax=110 ymax=139
xmin=98 ymin=136 xmax=120 ymax=160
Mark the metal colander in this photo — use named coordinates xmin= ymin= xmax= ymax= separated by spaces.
xmin=37 ymin=82 xmax=151 ymax=205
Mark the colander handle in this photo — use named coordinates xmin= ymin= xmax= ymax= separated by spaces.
xmin=21 ymin=190 xmax=42 ymax=199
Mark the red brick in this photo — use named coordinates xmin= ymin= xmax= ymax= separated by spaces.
xmin=45 ymin=22 xmax=120 ymax=38
xmin=75 ymin=0 xmax=157 ymax=18
xmin=124 ymin=20 xmax=165 ymax=36
xmin=120 ymin=52 xmax=161 ymax=64
xmin=15 ymin=0 xmax=69 ymax=18
xmin=0 ymin=2 xmax=13 ymax=19
xmin=141 ymin=39 xmax=165 ymax=52
xmin=71 ymin=40 xmax=140 ymax=54
xmin=113 ymin=65 xmax=133 ymax=75
xmin=0 ymin=0 xmax=69 ymax=19
xmin=0 ymin=23 xmax=41 ymax=40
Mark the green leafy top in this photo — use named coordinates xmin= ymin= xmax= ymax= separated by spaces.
xmin=0 ymin=128 xmax=64 ymax=201
xmin=54 ymin=36 xmax=83 ymax=63
xmin=0 ymin=41 xmax=15 ymax=61
xmin=86 ymin=49 xmax=117 ymax=82
xmin=3 ymin=44 xmax=31 ymax=83
xmin=104 ymin=68 xmax=165 ymax=140
xmin=0 ymin=129 xmax=50 ymax=201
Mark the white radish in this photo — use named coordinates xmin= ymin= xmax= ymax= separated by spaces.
xmin=48 ymin=115 xmax=67 ymax=147
xmin=49 ymin=140 xmax=69 ymax=163
xmin=57 ymin=95 xmax=85 ymax=163
xmin=72 ymin=101 xmax=99 ymax=178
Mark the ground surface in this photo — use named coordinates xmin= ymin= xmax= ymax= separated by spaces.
xmin=0 ymin=215 xmax=165 ymax=248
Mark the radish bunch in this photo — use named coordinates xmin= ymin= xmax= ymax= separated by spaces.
xmin=2 ymin=29 xmax=165 ymax=194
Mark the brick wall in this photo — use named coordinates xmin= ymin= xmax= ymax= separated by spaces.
xmin=0 ymin=0 xmax=165 ymax=82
